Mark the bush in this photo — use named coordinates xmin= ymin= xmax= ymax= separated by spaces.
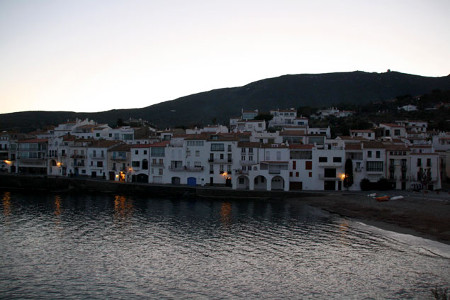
xmin=360 ymin=178 xmax=372 ymax=191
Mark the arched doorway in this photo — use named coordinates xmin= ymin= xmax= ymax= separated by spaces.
xmin=271 ymin=176 xmax=284 ymax=190
xmin=236 ymin=175 xmax=250 ymax=190
xmin=136 ymin=173 xmax=149 ymax=183
xmin=254 ymin=175 xmax=267 ymax=190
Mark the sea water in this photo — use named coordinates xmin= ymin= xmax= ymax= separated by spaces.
xmin=0 ymin=191 xmax=449 ymax=299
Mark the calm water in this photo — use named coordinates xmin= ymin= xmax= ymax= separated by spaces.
xmin=0 ymin=191 xmax=449 ymax=299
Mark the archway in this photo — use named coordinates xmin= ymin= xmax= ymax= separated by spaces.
xmin=171 ymin=177 xmax=181 ymax=185
xmin=136 ymin=173 xmax=149 ymax=183
xmin=236 ymin=175 xmax=250 ymax=190
xmin=254 ymin=175 xmax=267 ymax=190
xmin=271 ymin=176 xmax=284 ymax=190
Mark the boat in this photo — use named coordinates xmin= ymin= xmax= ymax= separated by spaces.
xmin=390 ymin=196 xmax=404 ymax=200
xmin=375 ymin=195 xmax=390 ymax=202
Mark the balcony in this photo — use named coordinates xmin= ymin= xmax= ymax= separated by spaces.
xmin=185 ymin=166 xmax=204 ymax=172
xmin=319 ymin=174 xmax=341 ymax=180
xmin=168 ymin=166 xmax=185 ymax=172
xmin=89 ymin=155 xmax=105 ymax=159
xmin=152 ymin=162 xmax=164 ymax=167
xmin=111 ymin=156 xmax=127 ymax=161
xmin=70 ymin=154 xmax=86 ymax=159
xmin=235 ymin=169 xmax=249 ymax=175
xmin=239 ymin=160 xmax=257 ymax=166
xmin=318 ymin=161 xmax=343 ymax=167
xmin=71 ymin=162 xmax=85 ymax=167
xmin=208 ymin=158 xmax=232 ymax=164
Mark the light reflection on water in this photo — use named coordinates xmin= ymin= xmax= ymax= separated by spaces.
xmin=0 ymin=191 xmax=449 ymax=299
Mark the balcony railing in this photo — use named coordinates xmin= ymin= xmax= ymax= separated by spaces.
xmin=319 ymin=174 xmax=341 ymax=180
xmin=208 ymin=158 xmax=232 ymax=164
xmin=112 ymin=156 xmax=127 ymax=161
xmin=169 ymin=166 xmax=185 ymax=171
xmin=318 ymin=161 xmax=343 ymax=167
xmin=71 ymin=162 xmax=85 ymax=167
xmin=239 ymin=160 xmax=257 ymax=166
xmin=185 ymin=166 xmax=204 ymax=172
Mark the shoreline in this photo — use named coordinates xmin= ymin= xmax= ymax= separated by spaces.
xmin=1 ymin=174 xmax=449 ymax=244
xmin=295 ymin=192 xmax=450 ymax=245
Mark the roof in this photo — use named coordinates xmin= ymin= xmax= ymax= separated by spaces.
xmin=350 ymin=129 xmax=374 ymax=133
xmin=289 ymin=144 xmax=314 ymax=149
xmin=380 ymin=123 xmax=404 ymax=128
xmin=238 ymin=142 xmax=261 ymax=148
xmin=131 ymin=141 xmax=169 ymax=148
xmin=87 ymin=140 xmax=122 ymax=148
xmin=109 ymin=144 xmax=132 ymax=151
xmin=18 ymin=138 xmax=48 ymax=143
xmin=345 ymin=144 xmax=362 ymax=150
xmin=280 ymin=130 xmax=306 ymax=136
xmin=362 ymin=141 xmax=385 ymax=149
xmin=383 ymin=144 xmax=409 ymax=151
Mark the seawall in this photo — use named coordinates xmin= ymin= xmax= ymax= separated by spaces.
xmin=0 ymin=174 xmax=324 ymax=200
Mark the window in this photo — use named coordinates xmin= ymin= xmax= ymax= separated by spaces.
xmin=249 ymin=155 xmax=253 ymax=161
xmin=142 ymin=159 xmax=148 ymax=170
xmin=211 ymin=143 xmax=224 ymax=151
xmin=228 ymin=145 xmax=232 ymax=152
xmin=195 ymin=150 xmax=200 ymax=157
xmin=241 ymin=148 xmax=246 ymax=153
xmin=132 ymin=161 xmax=140 ymax=167
xmin=187 ymin=141 xmax=204 ymax=146
xmin=319 ymin=157 xmax=327 ymax=162
xmin=296 ymin=172 xmax=299 ymax=177
xmin=96 ymin=133 xmax=100 ymax=137
xmin=276 ymin=151 xmax=281 ymax=160
xmin=309 ymin=172 xmax=312 ymax=177
xmin=427 ymin=158 xmax=431 ymax=167
xmin=220 ymin=153 xmax=224 ymax=160
xmin=241 ymin=155 xmax=246 ymax=161
xmin=417 ymin=158 xmax=421 ymax=167
xmin=366 ymin=161 xmax=383 ymax=172
xmin=144 ymin=150 xmax=147 ymax=155
xmin=93 ymin=150 xmax=96 ymax=157
xmin=249 ymin=148 xmax=253 ymax=154
xmin=324 ymin=168 xmax=336 ymax=178
xmin=151 ymin=147 xmax=165 ymax=157
xmin=135 ymin=150 xmax=138 ymax=155
xmin=376 ymin=151 xmax=380 ymax=158
xmin=305 ymin=161 xmax=312 ymax=170
xmin=333 ymin=157 xmax=341 ymax=163
xmin=97 ymin=161 xmax=103 ymax=167
xmin=158 ymin=168 xmax=163 ymax=175
xmin=394 ymin=129 xmax=400 ymax=136
xmin=290 ymin=172 xmax=293 ymax=177
xmin=186 ymin=150 xmax=191 ymax=157
xmin=367 ymin=151 xmax=372 ymax=158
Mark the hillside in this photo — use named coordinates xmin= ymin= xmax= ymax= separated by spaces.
xmin=1 ymin=71 xmax=449 ymax=132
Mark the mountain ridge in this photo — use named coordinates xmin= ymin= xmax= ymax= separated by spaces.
xmin=1 ymin=71 xmax=449 ymax=132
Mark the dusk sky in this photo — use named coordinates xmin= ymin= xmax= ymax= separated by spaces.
xmin=1 ymin=0 xmax=449 ymax=114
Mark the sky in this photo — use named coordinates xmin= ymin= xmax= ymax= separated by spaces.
xmin=0 ymin=0 xmax=449 ymax=114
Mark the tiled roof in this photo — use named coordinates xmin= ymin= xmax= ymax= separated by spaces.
xmin=18 ymin=138 xmax=48 ymax=143
xmin=289 ymin=144 xmax=314 ymax=149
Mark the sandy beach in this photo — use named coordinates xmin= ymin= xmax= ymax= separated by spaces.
xmin=296 ymin=191 xmax=450 ymax=244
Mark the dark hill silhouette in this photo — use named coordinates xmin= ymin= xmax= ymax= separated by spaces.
xmin=1 ymin=71 xmax=449 ymax=132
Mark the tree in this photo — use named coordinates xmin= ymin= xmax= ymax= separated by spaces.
xmin=343 ymin=159 xmax=354 ymax=190
xmin=254 ymin=113 xmax=273 ymax=122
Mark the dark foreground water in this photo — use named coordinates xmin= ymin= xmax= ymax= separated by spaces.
xmin=0 ymin=191 xmax=449 ymax=299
